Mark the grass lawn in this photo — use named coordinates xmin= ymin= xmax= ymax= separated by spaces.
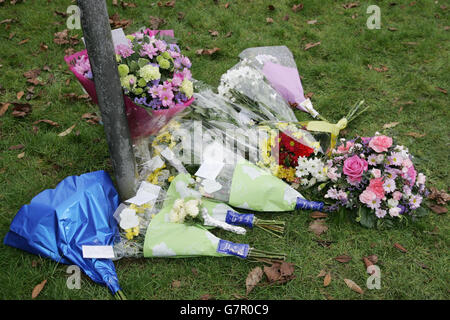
xmin=0 ymin=0 xmax=449 ymax=300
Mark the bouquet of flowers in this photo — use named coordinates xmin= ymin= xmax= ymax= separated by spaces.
xmin=322 ymin=134 xmax=428 ymax=228
xmin=114 ymin=174 xmax=286 ymax=261
xmin=65 ymin=29 xmax=194 ymax=140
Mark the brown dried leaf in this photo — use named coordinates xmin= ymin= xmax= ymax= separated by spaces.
xmin=435 ymin=87 xmax=447 ymax=94
xmin=165 ymin=0 xmax=176 ymax=7
xmin=264 ymin=263 xmax=281 ymax=283
xmin=335 ymin=255 xmax=352 ymax=263
xmin=23 ymin=69 xmax=41 ymax=80
xmin=310 ymin=211 xmax=328 ymax=219
xmin=323 ymin=272 xmax=331 ymax=287
xmin=121 ymin=1 xmax=137 ymax=9
xmin=18 ymin=38 xmax=29 ymax=45
xmin=266 ymin=17 xmax=274 ymax=24
xmin=405 ymin=132 xmax=426 ymax=138
xmin=54 ymin=29 xmax=70 ymax=45
xmin=33 ymin=119 xmax=59 ymax=127
xmin=307 ymin=20 xmax=318 ymax=25
xmin=343 ymin=2 xmax=360 ymax=9
xmin=196 ymin=47 xmax=220 ymax=55
xmin=58 ymin=124 xmax=76 ymax=137
xmin=428 ymin=187 xmax=450 ymax=205
xmin=292 ymin=3 xmax=304 ymax=12
xmin=171 ymin=280 xmax=181 ymax=288
xmin=246 ymin=267 xmax=263 ymax=295
xmin=367 ymin=254 xmax=378 ymax=264
xmin=200 ymin=294 xmax=214 ymax=300
xmin=344 ymin=278 xmax=364 ymax=294
xmin=16 ymin=91 xmax=24 ymax=100
xmin=317 ymin=269 xmax=327 ymax=277
xmin=8 ymin=144 xmax=24 ymax=150
xmin=208 ymin=30 xmax=219 ymax=37
xmin=148 ymin=15 xmax=166 ymax=30
xmin=304 ymin=41 xmax=321 ymax=50
xmin=32 ymin=279 xmax=47 ymax=299
xmin=362 ymin=257 xmax=373 ymax=271
xmin=177 ymin=12 xmax=185 ymax=21
xmin=309 ymin=219 xmax=328 ymax=236
xmin=224 ymin=31 xmax=233 ymax=38
xmin=17 ymin=152 xmax=25 ymax=159
xmin=279 ymin=261 xmax=295 ymax=277
xmin=109 ymin=13 xmax=133 ymax=29
xmin=393 ymin=243 xmax=407 ymax=253
xmin=374 ymin=65 xmax=389 ymax=72
xmin=388 ymin=27 xmax=398 ymax=31
xmin=282 ymin=14 xmax=289 ymax=21
xmin=11 ymin=103 xmax=32 ymax=118
xmin=429 ymin=205 xmax=447 ymax=214
xmin=383 ymin=122 xmax=400 ymax=129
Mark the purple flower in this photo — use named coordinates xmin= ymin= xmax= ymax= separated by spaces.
xmin=140 ymin=43 xmax=158 ymax=59
xmin=115 ymin=44 xmax=134 ymax=58
xmin=409 ymin=194 xmax=422 ymax=209
xmin=181 ymin=56 xmax=191 ymax=68
xmin=154 ymin=40 xmax=167 ymax=52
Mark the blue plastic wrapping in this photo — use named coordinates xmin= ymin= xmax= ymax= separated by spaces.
xmin=3 ymin=170 xmax=122 ymax=295
xmin=295 ymin=197 xmax=324 ymax=211
xmin=225 ymin=210 xmax=254 ymax=228
xmin=216 ymin=240 xmax=249 ymax=259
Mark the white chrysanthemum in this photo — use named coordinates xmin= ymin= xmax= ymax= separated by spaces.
xmin=185 ymin=199 xmax=200 ymax=217
xmin=119 ymin=208 xmax=139 ymax=230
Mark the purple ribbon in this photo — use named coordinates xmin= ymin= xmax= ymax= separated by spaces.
xmin=216 ymin=240 xmax=249 ymax=259
xmin=225 ymin=210 xmax=254 ymax=228
xmin=295 ymin=197 xmax=324 ymax=211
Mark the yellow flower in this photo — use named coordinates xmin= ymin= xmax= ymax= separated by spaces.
xmin=168 ymin=176 xmax=175 ymax=182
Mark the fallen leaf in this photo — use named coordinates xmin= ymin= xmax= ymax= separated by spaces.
xmin=18 ymin=38 xmax=29 ymax=45
xmin=304 ymin=41 xmax=321 ymax=50
xmin=374 ymin=65 xmax=389 ymax=72
xmin=224 ymin=31 xmax=233 ymax=38
xmin=429 ymin=205 xmax=447 ymax=214
xmin=58 ymin=124 xmax=76 ymax=137
xmin=232 ymin=293 xmax=247 ymax=300
xmin=196 ymin=47 xmax=220 ymax=55
xmin=428 ymin=187 xmax=450 ymax=205
xmin=200 ymin=294 xmax=214 ymax=300
xmin=224 ymin=2 xmax=230 ymax=9
xmin=323 ymin=272 xmax=331 ymax=287
xmin=208 ymin=30 xmax=219 ymax=37
xmin=266 ymin=17 xmax=274 ymax=24
xmin=246 ymin=267 xmax=263 ymax=295
xmin=402 ymin=41 xmax=418 ymax=45
xmin=33 ymin=119 xmax=59 ymax=127
xmin=388 ymin=27 xmax=398 ymax=31
xmin=109 ymin=13 xmax=133 ymax=29
xmin=314 ymin=239 xmax=334 ymax=248
xmin=310 ymin=211 xmax=328 ymax=219
xmin=435 ymin=87 xmax=447 ymax=94
xmin=32 ymin=279 xmax=47 ymax=299
xmin=292 ymin=3 xmax=304 ymax=12
xmin=8 ymin=144 xmax=24 ymax=150
xmin=165 ymin=0 xmax=176 ymax=7
xmin=383 ymin=122 xmax=400 ymax=129
xmin=307 ymin=20 xmax=318 ymax=25
xmin=8 ymin=32 xmax=15 ymax=39
xmin=177 ymin=12 xmax=185 ymax=21
xmin=121 ymin=1 xmax=137 ymax=9
xmin=0 ymin=103 xmax=10 ymax=117
xmin=405 ymin=132 xmax=426 ymax=138
xmin=279 ymin=261 xmax=295 ymax=278
xmin=393 ymin=243 xmax=407 ymax=253
xmin=343 ymin=2 xmax=360 ymax=9
xmin=17 ymin=152 xmax=25 ymax=159
xmin=171 ymin=280 xmax=181 ymax=288
xmin=344 ymin=278 xmax=364 ymax=294
xmin=309 ymin=219 xmax=328 ymax=236
xmin=362 ymin=257 xmax=373 ymax=271
xmin=282 ymin=14 xmax=289 ymax=21
xmin=334 ymin=255 xmax=352 ymax=263
xmin=53 ymin=29 xmax=70 ymax=45
xmin=305 ymin=92 xmax=314 ymax=99
xmin=317 ymin=270 xmax=327 ymax=277
xmin=11 ymin=103 xmax=32 ymax=118
xmin=16 ymin=91 xmax=24 ymax=100
xmin=264 ymin=263 xmax=281 ymax=283
xmin=367 ymin=254 xmax=378 ymax=264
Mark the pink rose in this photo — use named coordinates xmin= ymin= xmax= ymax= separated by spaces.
xmin=359 ymin=189 xmax=376 ymax=205
xmin=402 ymin=158 xmax=413 ymax=168
xmin=369 ymin=135 xmax=393 ymax=153
xmin=368 ymin=177 xmax=385 ymax=199
xmin=393 ymin=191 xmax=403 ymax=201
xmin=336 ymin=141 xmax=354 ymax=154
xmin=343 ymin=155 xmax=368 ymax=184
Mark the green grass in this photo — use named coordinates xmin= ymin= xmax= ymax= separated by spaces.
xmin=0 ymin=0 xmax=449 ymax=300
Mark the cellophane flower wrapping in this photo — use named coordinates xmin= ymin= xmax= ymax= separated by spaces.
xmin=65 ymin=29 xmax=194 ymax=140
xmin=322 ymin=135 xmax=428 ymax=228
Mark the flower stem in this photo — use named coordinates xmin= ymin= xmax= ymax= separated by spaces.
xmin=114 ymin=290 xmax=127 ymax=300
xmin=248 ymin=248 xmax=286 ymax=260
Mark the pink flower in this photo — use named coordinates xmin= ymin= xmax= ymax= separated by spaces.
xmin=154 ymin=40 xmax=167 ymax=52
xmin=159 ymin=89 xmax=174 ymax=107
xmin=409 ymin=194 xmax=422 ymax=209
xmin=402 ymin=158 xmax=413 ymax=168
xmin=359 ymin=189 xmax=376 ymax=205
xmin=371 ymin=168 xmax=381 ymax=178
xmin=389 ymin=207 xmax=401 ymax=217
xmin=115 ymin=44 xmax=134 ymax=58
xmin=140 ymin=43 xmax=158 ymax=59
xmin=171 ymin=75 xmax=183 ymax=87
xmin=369 ymin=135 xmax=393 ymax=153
xmin=375 ymin=209 xmax=387 ymax=218
xmin=416 ymin=173 xmax=426 ymax=186
xmin=393 ymin=191 xmax=403 ymax=201
xmin=327 ymin=167 xmax=341 ymax=181
xmin=407 ymin=165 xmax=417 ymax=186
xmin=368 ymin=177 xmax=385 ymax=199
xmin=343 ymin=155 xmax=368 ymax=184
xmin=337 ymin=141 xmax=354 ymax=154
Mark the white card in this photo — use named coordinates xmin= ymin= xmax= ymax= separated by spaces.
xmin=146 ymin=155 xmax=164 ymax=172
xmin=195 ymin=161 xmax=224 ymax=180
xmin=125 ymin=181 xmax=161 ymax=206
xmin=82 ymin=28 xmax=128 ymax=48
xmin=160 ymin=147 xmax=175 ymax=161
xmin=82 ymin=245 xmax=115 ymax=259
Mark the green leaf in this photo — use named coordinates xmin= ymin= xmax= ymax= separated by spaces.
xmin=358 ymin=206 xmax=375 ymax=228
xmin=138 ymin=58 xmax=150 ymax=68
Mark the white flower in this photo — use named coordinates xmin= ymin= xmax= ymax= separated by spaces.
xmin=185 ymin=199 xmax=200 ymax=217
xmin=387 ymin=198 xmax=399 ymax=208
xmin=389 ymin=207 xmax=401 ymax=217
xmin=119 ymin=208 xmax=139 ymax=230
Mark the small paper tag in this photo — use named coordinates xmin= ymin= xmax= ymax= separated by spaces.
xmin=160 ymin=147 xmax=175 ymax=161
xmin=146 ymin=155 xmax=164 ymax=172
xmin=195 ymin=161 xmax=224 ymax=180
xmin=82 ymin=245 xmax=115 ymax=259
xmin=125 ymin=181 xmax=161 ymax=206
xmin=299 ymin=98 xmax=319 ymax=118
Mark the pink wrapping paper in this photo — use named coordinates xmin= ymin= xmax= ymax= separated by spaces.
xmin=262 ymin=61 xmax=307 ymax=112
xmin=64 ymin=29 xmax=194 ymax=140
